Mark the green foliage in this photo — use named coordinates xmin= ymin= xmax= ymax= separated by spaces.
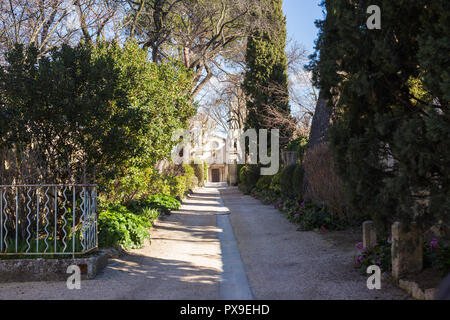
xmin=183 ymin=164 xmax=196 ymax=191
xmin=290 ymin=202 xmax=336 ymax=231
xmin=236 ymin=164 xmax=245 ymax=184
xmin=424 ymin=238 xmax=450 ymax=278
xmin=98 ymin=204 xmax=157 ymax=250
xmin=256 ymin=175 xmax=273 ymax=191
xmin=279 ymin=164 xmax=296 ymax=197
xmin=203 ymin=161 xmax=208 ymax=182
xmin=99 ymin=193 xmax=179 ymax=250
xmin=354 ymin=237 xmax=392 ymax=274
xmin=137 ymin=194 xmax=181 ymax=215
xmin=239 ymin=165 xmax=260 ymax=190
xmin=191 ymin=162 xmax=204 ymax=187
xmin=307 ymin=0 xmax=450 ymax=231
xmin=252 ymin=189 xmax=345 ymax=231
xmin=168 ymin=175 xmax=187 ymax=200
xmin=243 ymin=0 xmax=293 ymax=148
xmin=286 ymin=137 xmax=309 ymax=162
xmin=269 ymin=172 xmax=281 ymax=194
xmin=0 ymin=40 xmax=195 ymax=194
xmin=292 ymin=164 xmax=304 ymax=199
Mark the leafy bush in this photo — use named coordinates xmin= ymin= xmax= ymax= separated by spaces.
xmin=191 ymin=162 xmax=204 ymax=187
xmin=269 ymin=172 xmax=281 ymax=194
xmin=236 ymin=164 xmax=245 ymax=184
xmin=286 ymin=136 xmax=309 ymax=162
xmin=251 ymin=187 xmax=345 ymax=232
xmin=183 ymin=164 xmax=196 ymax=190
xmin=140 ymin=194 xmax=181 ymax=215
xmin=256 ymin=175 xmax=273 ymax=191
xmin=354 ymin=237 xmax=392 ymax=274
xmin=190 ymin=175 xmax=199 ymax=189
xmin=203 ymin=161 xmax=208 ymax=182
xmin=98 ymin=205 xmax=157 ymax=250
xmin=239 ymin=165 xmax=260 ymax=190
xmin=292 ymin=164 xmax=304 ymax=199
xmin=0 ymin=41 xmax=195 ymax=200
xmin=424 ymin=238 xmax=450 ymax=278
xmin=288 ymin=202 xmax=338 ymax=231
xmin=168 ymin=175 xmax=187 ymax=200
xmin=280 ymin=164 xmax=296 ymax=197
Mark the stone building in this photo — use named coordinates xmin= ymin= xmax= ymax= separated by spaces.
xmin=190 ymin=134 xmax=238 ymax=185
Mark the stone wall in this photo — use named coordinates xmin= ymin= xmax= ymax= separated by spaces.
xmin=0 ymin=250 xmax=108 ymax=283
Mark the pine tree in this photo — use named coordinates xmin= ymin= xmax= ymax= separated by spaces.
xmin=243 ymin=0 xmax=293 ymax=149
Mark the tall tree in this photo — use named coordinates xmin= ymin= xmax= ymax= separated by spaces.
xmin=125 ymin=0 xmax=271 ymax=98
xmin=0 ymin=0 xmax=121 ymax=58
xmin=308 ymin=0 xmax=450 ymax=231
xmin=243 ymin=0 xmax=293 ymax=148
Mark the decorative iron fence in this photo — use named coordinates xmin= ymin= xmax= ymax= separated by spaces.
xmin=0 ymin=184 xmax=97 ymax=256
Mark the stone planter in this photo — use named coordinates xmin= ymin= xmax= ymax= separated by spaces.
xmin=0 ymin=250 xmax=108 ymax=283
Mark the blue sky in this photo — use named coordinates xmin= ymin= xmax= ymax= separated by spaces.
xmin=283 ymin=0 xmax=325 ymax=55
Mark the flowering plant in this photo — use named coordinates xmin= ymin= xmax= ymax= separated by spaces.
xmin=423 ymin=238 xmax=450 ymax=277
xmin=353 ymin=236 xmax=391 ymax=274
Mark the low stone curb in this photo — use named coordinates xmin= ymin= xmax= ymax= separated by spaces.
xmin=398 ymin=279 xmax=437 ymax=300
xmin=0 ymin=250 xmax=108 ymax=283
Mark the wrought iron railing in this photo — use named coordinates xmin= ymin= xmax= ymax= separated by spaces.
xmin=0 ymin=184 xmax=97 ymax=256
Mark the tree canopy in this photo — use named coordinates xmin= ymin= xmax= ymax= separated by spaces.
xmin=0 ymin=41 xmax=195 ymax=186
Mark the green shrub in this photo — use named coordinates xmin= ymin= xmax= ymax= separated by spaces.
xmin=237 ymin=164 xmax=245 ymax=184
xmin=98 ymin=205 xmax=155 ymax=250
xmin=191 ymin=162 xmax=204 ymax=187
xmin=292 ymin=164 xmax=304 ymax=199
xmin=269 ymin=172 xmax=281 ymax=194
xmin=239 ymin=165 xmax=260 ymax=190
xmin=139 ymin=194 xmax=181 ymax=215
xmin=147 ymin=173 xmax=172 ymax=196
xmin=290 ymin=203 xmax=336 ymax=231
xmin=203 ymin=161 xmax=208 ymax=182
xmin=286 ymin=137 xmax=309 ymax=162
xmin=256 ymin=175 xmax=273 ymax=191
xmin=353 ymin=237 xmax=392 ymax=275
xmin=191 ymin=175 xmax=199 ymax=189
xmin=280 ymin=164 xmax=296 ymax=197
xmin=168 ymin=175 xmax=187 ymax=199
xmin=424 ymin=238 xmax=450 ymax=278
xmin=183 ymin=164 xmax=195 ymax=190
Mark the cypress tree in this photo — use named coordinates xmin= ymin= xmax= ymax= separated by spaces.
xmin=243 ymin=0 xmax=293 ymax=150
xmin=308 ymin=0 xmax=450 ymax=232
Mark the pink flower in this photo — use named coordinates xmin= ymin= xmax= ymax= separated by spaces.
xmin=294 ymin=213 xmax=300 ymax=218
xmin=430 ymin=238 xmax=439 ymax=251
xmin=356 ymin=242 xmax=363 ymax=250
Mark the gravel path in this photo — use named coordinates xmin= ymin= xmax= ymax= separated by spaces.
xmin=0 ymin=184 xmax=409 ymax=300
xmin=219 ymin=186 xmax=409 ymax=300
xmin=0 ymin=187 xmax=224 ymax=300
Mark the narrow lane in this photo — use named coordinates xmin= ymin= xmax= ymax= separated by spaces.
xmin=0 ymin=185 xmax=250 ymax=300
xmin=0 ymin=184 xmax=408 ymax=300
xmin=219 ymin=186 xmax=409 ymax=300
